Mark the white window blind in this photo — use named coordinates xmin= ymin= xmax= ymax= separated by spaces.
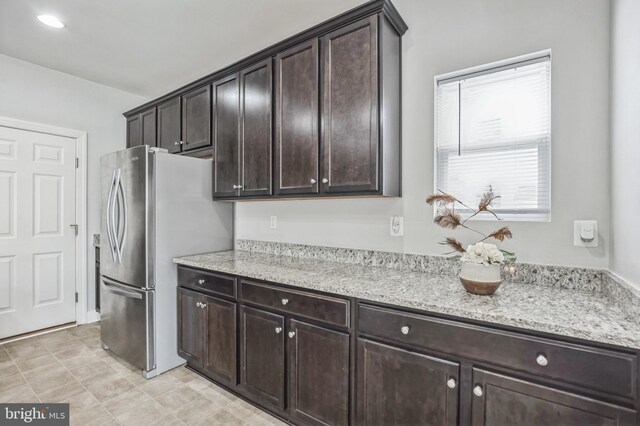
xmin=435 ymin=55 xmax=551 ymax=221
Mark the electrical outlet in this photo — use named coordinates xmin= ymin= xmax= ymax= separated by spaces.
xmin=270 ymin=216 xmax=277 ymax=229
xmin=574 ymin=220 xmax=598 ymax=247
xmin=390 ymin=216 xmax=404 ymax=237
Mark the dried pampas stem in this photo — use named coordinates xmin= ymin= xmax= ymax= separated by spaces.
xmin=439 ymin=237 xmax=466 ymax=254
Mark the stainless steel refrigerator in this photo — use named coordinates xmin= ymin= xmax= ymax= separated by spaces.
xmin=100 ymin=145 xmax=232 ymax=378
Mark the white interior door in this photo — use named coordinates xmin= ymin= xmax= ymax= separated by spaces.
xmin=0 ymin=126 xmax=77 ymax=339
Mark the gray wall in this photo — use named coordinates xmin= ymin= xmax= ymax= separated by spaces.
xmin=236 ymin=0 xmax=611 ymax=268
xmin=610 ymin=0 xmax=640 ymax=289
xmin=0 ymin=54 xmax=147 ymax=313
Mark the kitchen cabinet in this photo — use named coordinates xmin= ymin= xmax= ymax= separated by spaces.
xmin=288 ymin=319 xmax=350 ymax=426
xmin=203 ymin=295 xmax=237 ymax=385
xmin=471 ymin=368 xmax=636 ymax=426
xmin=177 ymin=264 xmax=639 ymax=426
xmin=126 ymin=108 xmax=156 ymax=148
xmin=274 ymin=39 xmax=320 ymax=196
xmin=157 ymin=97 xmax=181 ymax=153
xmin=181 ymin=86 xmax=211 ymax=151
xmin=357 ymin=339 xmax=459 ymax=426
xmin=240 ymin=306 xmax=285 ymax=409
xmin=212 ymin=74 xmax=240 ymax=198
xmin=177 ymin=287 xmax=205 ymax=367
xmin=321 ymin=17 xmax=379 ymax=194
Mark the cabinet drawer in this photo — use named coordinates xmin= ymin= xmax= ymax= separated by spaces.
xmin=358 ymin=304 xmax=637 ymax=400
xmin=178 ymin=266 xmax=236 ymax=299
xmin=241 ymin=280 xmax=350 ymax=328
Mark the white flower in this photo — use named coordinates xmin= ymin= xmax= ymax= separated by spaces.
xmin=460 ymin=242 xmax=504 ymax=266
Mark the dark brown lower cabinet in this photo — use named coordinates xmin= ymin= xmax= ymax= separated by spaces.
xmin=471 ymin=368 xmax=636 ymax=426
xmin=177 ymin=287 xmax=205 ymax=367
xmin=203 ymin=295 xmax=237 ymax=385
xmin=240 ymin=306 xmax=286 ymax=409
xmin=356 ymin=339 xmax=459 ymax=426
xmin=288 ymin=319 xmax=350 ymax=426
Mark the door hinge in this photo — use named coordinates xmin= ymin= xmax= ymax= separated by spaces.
xmin=75 ymin=158 xmax=79 ymax=168
xmin=70 ymin=224 xmax=79 ymax=236
xmin=75 ymin=292 xmax=79 ymax=303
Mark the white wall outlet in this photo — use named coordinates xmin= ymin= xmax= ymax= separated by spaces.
xmin=270 ymin=216 xmax=277 ymax=229
xmin=574 ymin=220 xmax=598 ymax=247
xmin=390 ymin=216 xmax=404 ymax=237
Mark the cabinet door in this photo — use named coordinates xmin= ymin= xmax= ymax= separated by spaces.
xmin=288 ymin=319 xmax=349 ymax=426
xmin=140 ymin=108 xmax=157 ymax=147
xmin=157 ymin=97 xmax=182 ymax=153
xmin=275 ymin=39 xmax=320 ymax=195
xmin=240 ymin=306 xmax=285 ymax=409
xmin=321 ymin=17 xmax=379 ymax=194
xmin=356 ymin=339 xmax=459 ymax=426
xmin=212 ymin=75 xmax=240 ymax=198
xmin=182 ymin=86 xmax=211 ymax=151
xmin=177 ymin=287 xmax=205 ymax=367
xmin=471 ymin=368 xmax=637 ymax=426
xmin=240 ymin=59 xmax=272 ymax=197
xmin=126 ymin=115 xmax=141 ymax=148
xmin=203 ymin=295 xmax=237 ymax=385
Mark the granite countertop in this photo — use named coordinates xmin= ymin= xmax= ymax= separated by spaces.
xmin=174 ymin=250 xmax=640 ymax=350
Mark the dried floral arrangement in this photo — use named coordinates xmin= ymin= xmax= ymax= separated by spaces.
xmin=426 ymin=190 xmax=517 ymax=266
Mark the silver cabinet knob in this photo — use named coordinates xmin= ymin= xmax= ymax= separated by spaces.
xmin=447 ymin=378 xmax=456 ymax=389
xmin=322 ymin=178 xmax=329 ymax=184
xmin=288 ymin=331 xmax=296 ymax=338
xmin=473 ymin=385 xmax=483 ymax=397
xmin=275 ymin=327 xmax=282 ymax=334
xmin=232 ymin=184 xmax=240 ymax=189
xmin=401 ymin=325 xmax=410 ymax=335
xmin=196 ymin=302 xmax=205 ymax=309
xmin=198 ymin=279 xmax=206 ymax=285
xmin=174 ymin=141 xmax=179 ymax=146
xmin=310 ymin=178 xmax=317 ymax=184
xmin=536 ymin=353 xmax=548 ymax=367
xmin=281 ymin=298 xmax=289 ymax=306
xmin=179 ymin=141 xmax=184 ymax=145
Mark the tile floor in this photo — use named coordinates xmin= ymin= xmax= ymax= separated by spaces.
xmin=0 ymin=323 xmax=287 ymax=426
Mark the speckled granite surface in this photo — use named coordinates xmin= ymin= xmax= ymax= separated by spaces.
xmin=235 ymin=239 xmax=604 ymax=292
xmin=174 ymin=250 xmax=640 ymax=350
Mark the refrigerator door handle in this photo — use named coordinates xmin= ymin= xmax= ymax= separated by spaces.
xmin=116 ymin=171 xmax=128 ymax=262
xmin=112 ymin=168 xmax=122 ymax=263
xmin=102 ymin=277 xmax=143 ymax=299
xmin=106 ymin=169 xmax=118 ymax=262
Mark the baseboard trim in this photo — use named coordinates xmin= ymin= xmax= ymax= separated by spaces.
xmin=84 ymin=310 xmax=101 ymax=324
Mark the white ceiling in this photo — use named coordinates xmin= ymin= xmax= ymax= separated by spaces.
xmin=0 ymin=0 xmax=366 ymax=99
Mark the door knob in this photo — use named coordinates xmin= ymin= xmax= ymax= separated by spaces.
xmin=473 ymin=385 xmax=483 ymax=397
xmin=288 ymin=331 xmax=296 ymax=338
xmin=275 ymin=327 xmax=282 ymax=334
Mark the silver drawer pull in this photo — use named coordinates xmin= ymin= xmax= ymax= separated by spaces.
xmin=275 ymin=327 xmax=282 ymax=334
xmin=281 ymin=298 xmax=289 ymax=306
xmin=447 ymin=378 xmax=456 ymax=389
xmin=536 ymin=353 xmax=548 ymax=367
xmin=400 ymin=325 xmax=410 ymax=335
xmin=473 ymin=385 xmax=483 ymax=397
xmin=288 ymin=331 xmax=296 ymax=338
xmin=198 ymin=279 xmax=206 ymax=285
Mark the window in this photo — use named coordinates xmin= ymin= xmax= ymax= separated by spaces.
xmin=435 ymin=54 xmax=551 ymax=221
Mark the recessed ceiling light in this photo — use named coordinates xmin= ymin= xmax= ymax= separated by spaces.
xmin=37 ymin=14 xmax=65 ymax=29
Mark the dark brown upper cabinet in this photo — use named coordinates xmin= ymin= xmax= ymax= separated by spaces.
xmin=182 ymin=86 xmax=211 ymax=151
xmin=471 ymin=368 xmax=636 ymax=426
xmin=157 ymin=97 xmax=182 ymax=154
xmin=275 ymin=39 xmax=320 ymax=196
xmin=123 ymin=0 xmax=407 ymax=200
xmin=126 ymin=108 xmax=156 ymax=148
xmin=212 ymin=74 xmax=241 ymax=198
xmin=321 ymin=17 xmax=379 ymax=194
xmin=240 ymin=59 xmax=273 ymax=197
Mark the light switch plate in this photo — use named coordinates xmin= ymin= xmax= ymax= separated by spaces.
xmin=390 ymin=216 xmax=404 ymax=237
xmin=270 ymin=216 xmax=277 ymax=229
xmin=574 ymin=220 xmax=598 ymax=247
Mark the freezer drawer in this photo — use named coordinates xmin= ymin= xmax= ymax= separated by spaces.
xmin=100 ymin=276 xmax=155 ymax=372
